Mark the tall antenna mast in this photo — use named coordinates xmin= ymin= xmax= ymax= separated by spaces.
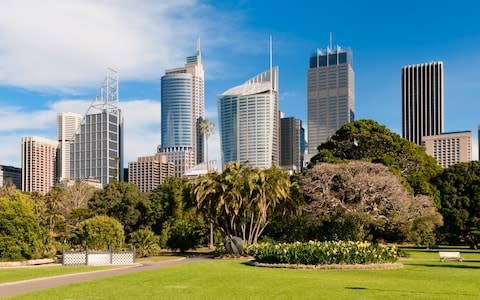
xmin=196 ymin=37 xmax=201 ymax=56
xmin=330 ymin=32 xmax=333 ymax=50
xmin=269 ymin=35 xmax=273 ymax=90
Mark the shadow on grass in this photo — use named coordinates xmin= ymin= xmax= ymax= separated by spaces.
xmin=343 ymin=286 xmax=477 ymax=297
xmin=414 ymin=263 xmax=480 ymax=269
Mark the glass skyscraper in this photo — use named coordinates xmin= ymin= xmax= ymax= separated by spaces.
xmin=307 ymin=46 xmax=355 ymax=156
xmin=218 ymin=67 xmax=280 ymax=169
xmin=160 ymin=46 xmax=204 ymax=177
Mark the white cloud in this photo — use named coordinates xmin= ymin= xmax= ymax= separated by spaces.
xmin=0 ymin=0 xmax=248 ymax=90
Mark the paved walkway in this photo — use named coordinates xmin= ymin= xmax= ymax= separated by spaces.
xmin=0 ymin=256 xmax=207 ymax=298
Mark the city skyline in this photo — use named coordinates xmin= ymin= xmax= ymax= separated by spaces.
xmin=0 ymin=0 xmax=479 ymax=169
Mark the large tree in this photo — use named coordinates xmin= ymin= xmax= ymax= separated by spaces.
xmin=0 ymin=191 xmax=43 ymax=260
xmin=192 ymin=162 xmax=291 ymax=245
xmin=434 ymin=161 xmax=480 ymax=248
xmin=309 ymin=120 xmax=441 ymax=202
xmin=301 ymin=161 xmax=442 ymax=243
xmin=88 ymin=181 xmax=153 ymax=237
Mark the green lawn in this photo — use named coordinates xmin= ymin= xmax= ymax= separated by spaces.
xmin=10 ymin=249 xmax=480 ymax=300
xmin=0 ymin=265 xmax=114 ymax=284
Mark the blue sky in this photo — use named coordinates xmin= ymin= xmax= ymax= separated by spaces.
xmin=0 ymin=0 xmax=479 ymax=168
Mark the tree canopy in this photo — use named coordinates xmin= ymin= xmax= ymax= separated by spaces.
xmin=309 ymin=120 xmax=441 ymax=202
xmin=301 ymin=161 xmax=442 ymax=243
xmin=434 ymin=161 xmax=480 ymax=248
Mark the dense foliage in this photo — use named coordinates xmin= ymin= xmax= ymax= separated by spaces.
xmin=88 ymin=181 xmax=153 ymax=237
xmin=309 ymin=120 xmax=441 ymax=202
xmin=130 ymin=229 xmax=160 ymax=257
xmin=0 ymin=191 xmax=43 ymax=260
xmin=166 ymin=218 xmax=206 ymax=252
xmin=70 ymin=216 xmax=125 ymax=251
xmin=434 ymin=161 xmax=480 ymax=248
xmin=301 ymin=162 xmax=442 ymax=244
xmin=249 ymin=241 xmax=397 ymax=265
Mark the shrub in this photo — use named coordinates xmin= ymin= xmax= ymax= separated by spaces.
xmin=71 ymin=216 xmax=124 ymax=251
xmin=248 ymin=241 xmax=397 ymax=265
xmin=167 ymin=219 xmax=203 ymax=252
xmin=131 ymin=229 xmax=160 ymax=257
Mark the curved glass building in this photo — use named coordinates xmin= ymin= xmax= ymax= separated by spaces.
xmin=218 ymin=67 xmax=279 ymax=169
xmin=160 ymin=47 xmax=204 ymax=177
xmin=161 ymin=73 xmax=193 ymax=149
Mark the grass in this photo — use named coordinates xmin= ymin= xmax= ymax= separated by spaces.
xmin=0 ymin=265 xmax=114 ymax=284
xmin=9 ymin=248 xmax=480 ymax=300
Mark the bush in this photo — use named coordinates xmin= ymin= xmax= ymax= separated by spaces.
xmin=167 ymin=219 xmax=203 ymax=252
xmin=248 ymin=241 xmax=398 ymax=265
xmin=0 ymin=192 xmax=43 ymax=260
xmin=71 ymin=216 xmax=125 ymax=251
xmin=130 ymin=229 xmax=160 ymax=257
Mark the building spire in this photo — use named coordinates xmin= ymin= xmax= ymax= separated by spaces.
xmin=196 ymin=37 xmax=201 ymax=56
xmin=329 ymin=32 xmax=333 ymax=51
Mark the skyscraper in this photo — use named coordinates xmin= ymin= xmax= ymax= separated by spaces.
xmin=71 ymin=70 xmax=124 ymax=186
xmin=422 ymin=131 xmax=472 ymax=168
xmin=160 ymin=44 xmax=204 ymax=177
xmin=57 ymin=112 xmax=82 ymax=180
xmin=21 ymin=136 xmax=57 ymax=194
xmin=280 ymin=116 xmax=305 ymax=173
xmin=218 ymin=67 xmax=280 ymax=169
xmin=307 ymin=46 xmax=355 ymax=156
xmin=402 ymin=61 xmax=444 ymax=145
xmin=0 ymin=165 xmax=22 ymax=190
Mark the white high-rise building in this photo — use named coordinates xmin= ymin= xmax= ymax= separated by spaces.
xmin=57 ymin=112 xmax=82 ymax=180
xmin=218 ymin=67 xmax=280 ymax=169
xmin=21 ymin=136 xmax=58 ymax=194
xmin=422 ymin=131 xmax=472 ymax=168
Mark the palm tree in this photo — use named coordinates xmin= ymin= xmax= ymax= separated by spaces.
xmin=198 ymin=118 xmax=215 ymax=171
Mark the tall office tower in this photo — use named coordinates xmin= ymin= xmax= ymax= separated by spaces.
xmin=307 ymin=46 xmax=355 ymax=156
xmin=0 ymin=165 xmax=22 ymax=189
xmin=402 ymin=61 xmax=444 ymax=145
xmin=218 ymin=67 xmax=280 ymax=168
xmin=71 ymin=70 xmax=124 ymax=187
xmin=280 ymin=117 xmax=305 ymax=173
xmin=21 ymin=136 xmax=58 ymax=194
xmin=422 ymin=131 xmax=472 ymax=168
xmin=57 ymin=112 xmax=82 ymax=180
xmin=128 ymin=154 xmax=174 ymax=193
xmin=160 ymin=44 xmax=204 ymax=177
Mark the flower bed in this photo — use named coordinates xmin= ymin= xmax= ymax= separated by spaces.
xmin=248 ymin=241 xmax=398 ymax=265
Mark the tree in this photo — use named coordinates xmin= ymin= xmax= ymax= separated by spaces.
xmin=434 ymin=161 xmax=480 ymax=248
xmin=301 ymin=161 xmax=442 ymax=242
xmin=0 ymin=191 xmax=43 ymax=260
xmin=192 ymin=162 xmax=291 ymax=246
xmin=309 ymin=120 xmax=441 ymax=202
xmin=88 ymin=181 xmax=153 ymax=237
xmin=71 ymin=216 xmax=124 ymax=251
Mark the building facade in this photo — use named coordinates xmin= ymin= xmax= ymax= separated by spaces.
xmin=0 ymin=165 xmax=22 ymax=190
xmin=70 ymin=70 xmax=124 ymax=187
xmin=128 ymin=154 xmax=174 ymax=193
xmin=402 ymin=61 xmax=444 ymax=145
xmin=160 ymin=46 xmax=204 ymax=176
xmin=21 ymin=136 xmax=58 ymax=194
xmin=307 ymin=46 xmax=355 ymax=156
xmin=422 ymin=131 xmax=472 ymax=168
xmin=280 ymin=117 xmax=305 ymax=173
xmin=218 ymin=67 xmax=280 ymax=169
xmin=57 ymin=112 xmax=82 ymax=180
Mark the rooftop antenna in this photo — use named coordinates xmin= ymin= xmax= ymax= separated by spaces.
xmin=196 ymin=37 xmax=201 ymax=56
xmin=269 ymin=35 xmax=273 ymax=90
xmin=329 ymin=32 xmax=333 ymax=50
